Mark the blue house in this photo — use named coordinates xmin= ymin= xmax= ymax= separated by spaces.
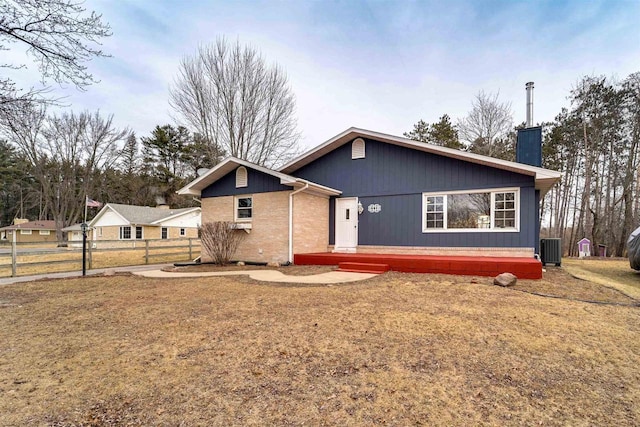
xmin=178 ymin=127 xmax=561 ymax=277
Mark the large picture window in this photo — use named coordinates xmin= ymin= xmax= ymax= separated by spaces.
xmin=422 ymin=188 xmax=519 ymax=232
xmin=235 ymin=196 xmax=253 ymax=221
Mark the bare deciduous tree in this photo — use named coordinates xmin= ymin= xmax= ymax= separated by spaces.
xmin=0 ymin=106 xmax=129 ymax=240
xmin=458 ymin=90 xmax=513 ymax=158
xmin=200 ymin=221 xmax=245 ymax=265
xmin=170 ymin=38 xmax=300 ymax=167
xmin=0 ymin=0 xmax=111 ymax=110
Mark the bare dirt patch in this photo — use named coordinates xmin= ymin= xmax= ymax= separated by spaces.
xmin=1 ymin=268 xmax=639 ymax=426
xmin=167 ymin=263 xmax=336 ymax=276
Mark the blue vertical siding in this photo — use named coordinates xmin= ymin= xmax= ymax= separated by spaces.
xmin=296 ymin=138 xmax=538 ymax=249
xmin=202 ymin=167 xmax=290 ymax=198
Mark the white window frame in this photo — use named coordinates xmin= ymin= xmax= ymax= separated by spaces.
xmin=161 ymin=227 xmax=168 ymax=239
xmin=20 ymin=229 xmax=32 ymax=235
xmin=179 ymin=228 xmax=186 ymax=236
xmin=97 ymin=227 xmax=103 ymax=237
xmin=235 ymin=196 xmax=253 ymax=222
xmin=422 ymin=187 xmax=519 ymax=233
xmin=135 ymin=226 xmax=143 ymax=239
xmin=119 ymin=226 xmax=131 ymax=240
xmin=39 ymin=230 xmax=51 ymax=235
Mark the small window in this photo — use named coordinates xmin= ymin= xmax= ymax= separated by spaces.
xmin=135 ymin=226 xmax=143 ymax=239
xmin=161 ymin=227 xmax=168 ymax=239
xmin=494 ymin=192 xmax=517 ymax=229
xmin=424 ymin=196 xmax=444 ymax=229
xmin=236 ymin=166 xmax=248 ymax=188
xmin=20 ymin=229 xmax=32 ymax=235
xmin=120 ymin=226 xmax=131 ymax=239
xmin=98 ymin=227 xmax=103 ymax=237
xmin=39 ymin=230 xmax=51 ymax=235
xmin=180 ymin=228 xmax=186 ymax=236
xmin=352 ymin=138 xmax=365 ymax=159
xmin=236 ymin=196 xmax=253 ymax=221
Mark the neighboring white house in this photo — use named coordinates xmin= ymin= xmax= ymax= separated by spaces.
xmin=61 ymin=223 xmax=84 ymax=247
xmin=88 ymin=203 xmax=201 ymax=241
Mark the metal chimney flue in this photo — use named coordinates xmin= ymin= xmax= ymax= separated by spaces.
xmin=525 ymin=81 xmax=534 ymax=128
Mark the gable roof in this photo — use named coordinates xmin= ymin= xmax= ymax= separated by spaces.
xmin=0 ymin=220 xmax=56 ymax=231
xmin=89 ymin=203 xmax=201 ymax=227
xmin=279 ymin=127 xmax=562 ymax=196
xmin=177 ymin=156 xmax=342 ymax=197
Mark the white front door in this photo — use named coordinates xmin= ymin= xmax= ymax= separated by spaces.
xmin=335 ymin=197 xmax=358 ymax=251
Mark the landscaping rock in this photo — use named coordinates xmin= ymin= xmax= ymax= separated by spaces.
xmin=237 ymin=261 xmax=245 ymax=266
xmin=494 ymin=272 xmax=517 ymax=287
xmin=267 ymin=262 xmax=280 ymax=268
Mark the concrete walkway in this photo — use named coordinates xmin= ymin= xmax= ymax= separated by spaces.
xmin=0 ymin=263 xmax=174 ymax=286
xmin=133 ymin=268 xmax=377 ymax=284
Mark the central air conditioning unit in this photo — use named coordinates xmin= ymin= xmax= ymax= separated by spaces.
xmin=540 ymin=238 xmax=562 ymax=266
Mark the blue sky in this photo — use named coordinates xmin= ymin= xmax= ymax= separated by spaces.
xmin=10 ymin=0 xmax=640 ymax=149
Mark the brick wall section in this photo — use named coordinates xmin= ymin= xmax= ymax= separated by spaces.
xmin=201 ymin=192 xmax=291 ymax=263
xmin=293 ymin=192 xmax=329 ymax=255
xmin=94 ymin=225 xmax=119 ymax=241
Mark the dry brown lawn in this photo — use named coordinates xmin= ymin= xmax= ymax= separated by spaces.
xmin=1 ymin=266 xmax=639 ymax=426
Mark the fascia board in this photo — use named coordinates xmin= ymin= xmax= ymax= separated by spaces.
xmin=150 ymin=207 xmax=202 ymax=225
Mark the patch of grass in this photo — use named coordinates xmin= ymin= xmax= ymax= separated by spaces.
xmin=563 ymin=258 xmax=640 ymax=299
xmin=1 ymin=269 xmax=639 ymax=426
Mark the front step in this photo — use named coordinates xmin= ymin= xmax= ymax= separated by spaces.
xmin=337 ymin=262 xmax=390 ymax=274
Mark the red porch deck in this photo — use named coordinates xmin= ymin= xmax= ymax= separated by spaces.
xmin=294 ymin=252 xmax=542 ymax=279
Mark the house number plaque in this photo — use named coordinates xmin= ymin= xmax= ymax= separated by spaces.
xmin=367 ymin=204 xmax=382 ymax=213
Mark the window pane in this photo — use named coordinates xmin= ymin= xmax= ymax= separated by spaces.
xmin=447 ymin=192 xmax=491 ymax=229
xmin=494 ymin=192 xmax=516 ymax=229
xmin=136 ymin=227 xmax=143 ymax=239
xmin=237 ymin=209 xmax=251 ymax=219
xmin=237 ymin=197 xmax=253 ymax=220
xmin=425 ymin=196 xmax=445 ymax=229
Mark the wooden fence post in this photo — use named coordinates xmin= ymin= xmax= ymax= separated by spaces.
xmin=11 ymin=232 xmax=17 ymax=277
xmin=145 ymin=240 xmax=149 ymax=264
xmin=189 ymin=238 xmax=193 ymax=260
xmin=88 ymin=240 xmax=93 ymax=270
